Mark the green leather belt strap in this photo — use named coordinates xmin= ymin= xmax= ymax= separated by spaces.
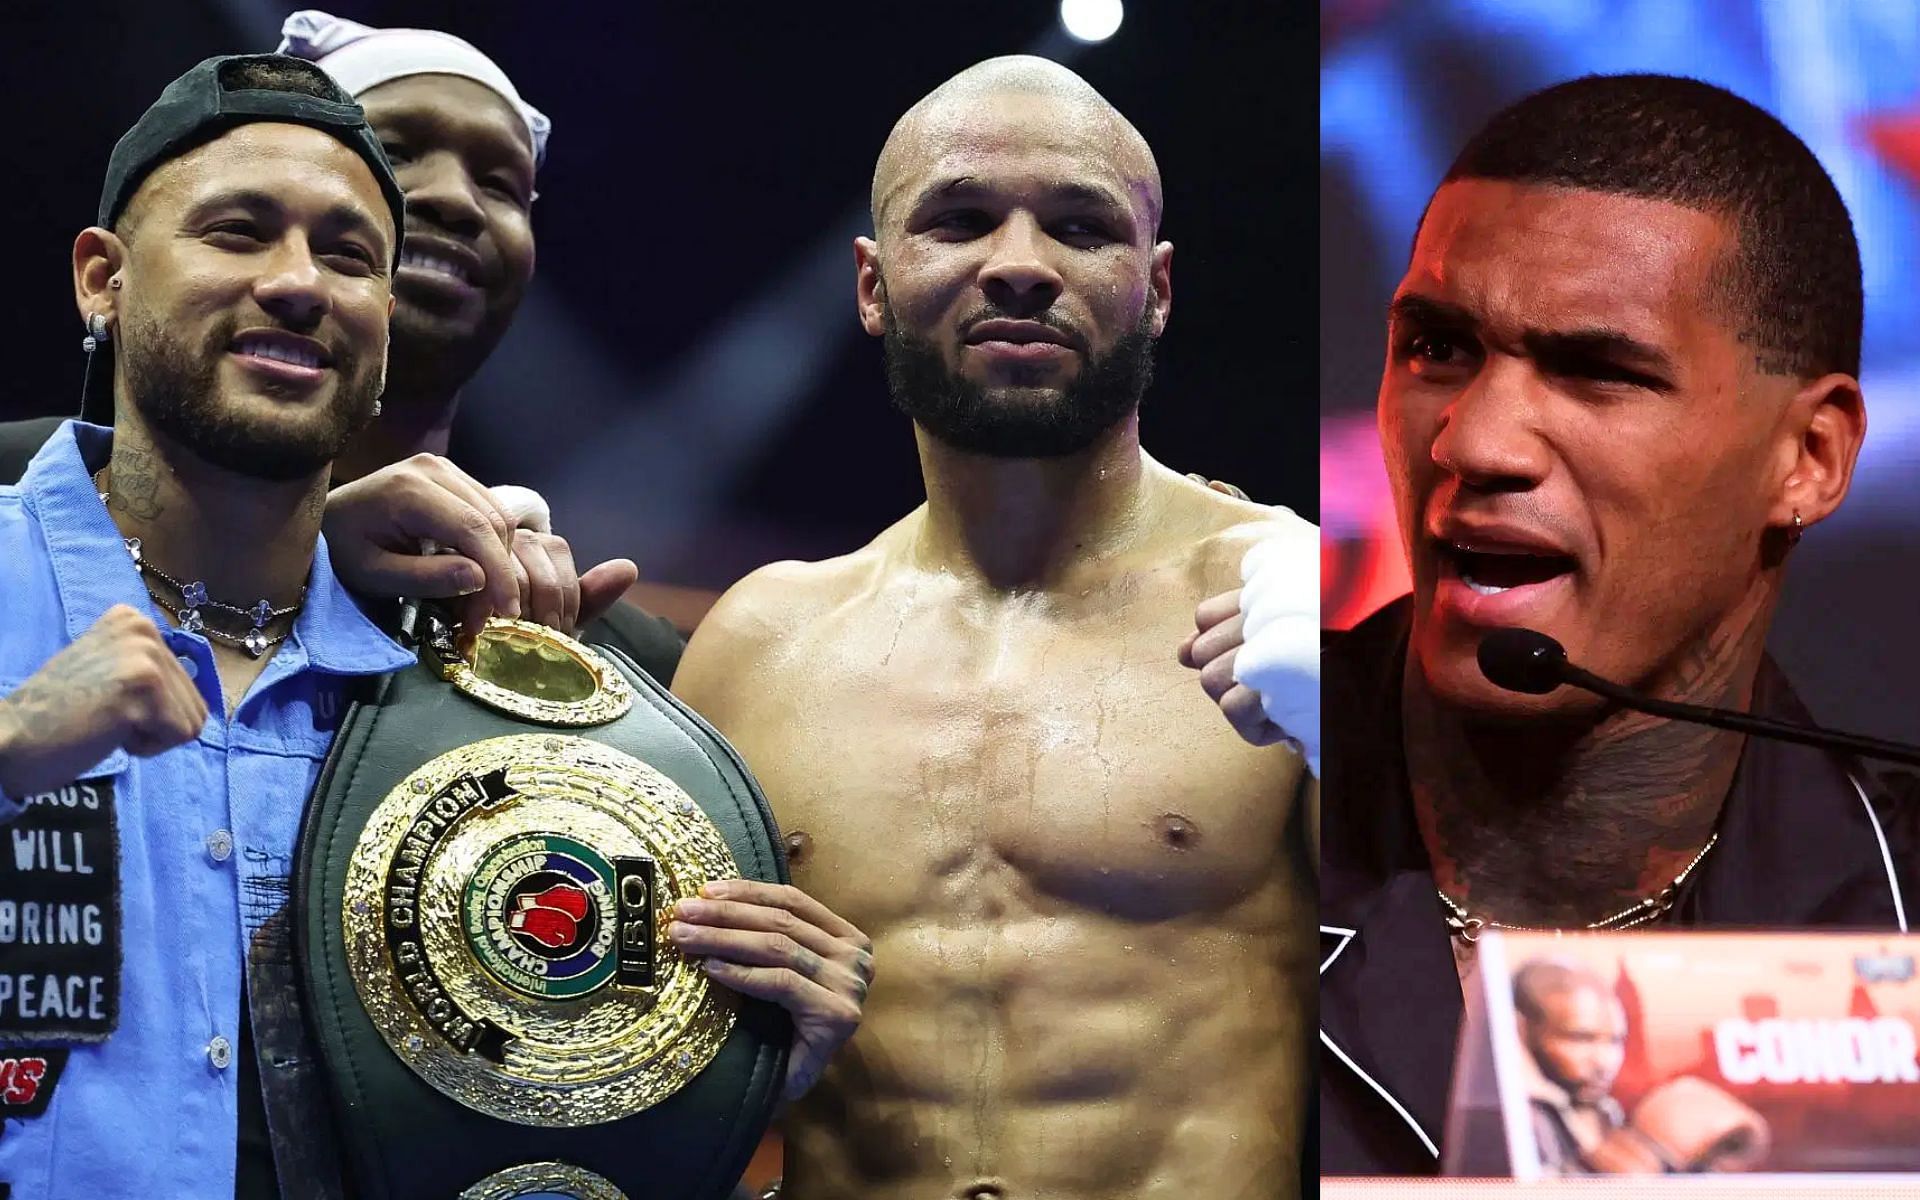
xmin=295 ymin=625 xmax=789 ymax=1200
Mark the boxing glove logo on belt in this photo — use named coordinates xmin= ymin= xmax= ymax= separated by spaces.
xmin=467 ymin=833 xmax=656 ymax=1000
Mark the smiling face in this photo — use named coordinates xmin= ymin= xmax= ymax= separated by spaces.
xmin=357 ymin=73 xmax=536 ymax=389
xmin=859 ymin=83 xmax=1171 ymax=457
xmin=107 ymin=121 xmax=395 ymax=480
xmin=1380 ymin=179 xmax=1801 ymax=714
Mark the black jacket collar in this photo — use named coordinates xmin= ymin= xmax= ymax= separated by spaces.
xmin=1319 ymin=598 xmax=1915 ymax=1175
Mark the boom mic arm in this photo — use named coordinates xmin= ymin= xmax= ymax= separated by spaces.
xmin=1476 ymin=628 xmax=1920 ymax=768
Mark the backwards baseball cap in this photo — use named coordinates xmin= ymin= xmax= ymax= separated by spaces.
xmin=99 ymin=53 xmax=405 ymax=240
xmin=83 ymin=53 xmax=407 ymax=423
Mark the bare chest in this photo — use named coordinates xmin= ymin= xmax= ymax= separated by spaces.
xmin=730 ymin=592 xmax=1300 ymax=927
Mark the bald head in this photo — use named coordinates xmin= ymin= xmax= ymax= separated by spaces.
xmin=1513 ymin=959 xmax=1607 ymax=1021
xmin=852 ymin=55 xmax=1174 ymax=457
xmin=871 ymin=55 xmax=1163 ymax=240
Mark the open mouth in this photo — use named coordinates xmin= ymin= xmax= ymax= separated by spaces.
xmin=229 ymin=329 xmax=331 ymax=372
xmin=399 ymin=248 xmax=475 ymax=285
xmin=1444 ymin=543 xmax=1578 ymax=595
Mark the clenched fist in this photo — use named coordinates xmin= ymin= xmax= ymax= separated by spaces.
xmin=1180 ymin=513 xmax=1320 ymax=772
xmin=0 ymin=605 xmax=207 ymax=798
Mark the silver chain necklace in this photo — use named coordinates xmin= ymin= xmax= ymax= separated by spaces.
xmin=96 ymin=470 xmax=305 ymax=657
xmin=1437 ymin=832 xmax=1720 ymax=944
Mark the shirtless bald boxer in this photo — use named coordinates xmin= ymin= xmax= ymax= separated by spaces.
xmin=672 ymin=57 xmax=1313 ymax=1200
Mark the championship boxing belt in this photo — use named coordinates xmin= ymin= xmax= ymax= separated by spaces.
xmin=296 ymin=612 xmax=789 ymax=1200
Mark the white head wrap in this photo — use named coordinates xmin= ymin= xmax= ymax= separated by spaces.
xmin=277 ymin=9 xmax=550 ymax=168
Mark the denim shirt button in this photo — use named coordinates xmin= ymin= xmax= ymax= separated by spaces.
xmin=207 ymin=1035 xmax=232 ymax=1070
xmin=206 ymin=829 xmax=233 ymax=863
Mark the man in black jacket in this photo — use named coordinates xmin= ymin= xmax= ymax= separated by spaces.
xmin=1321 ymin=73 xmax=1916 ymax=1175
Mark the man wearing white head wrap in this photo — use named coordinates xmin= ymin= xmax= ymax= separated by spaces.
xmin=272 ymin=11 xmax=689 ymax=684
xmin=276 ymin=10 xmax=545 ymax=488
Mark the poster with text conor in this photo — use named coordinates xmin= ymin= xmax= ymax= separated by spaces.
xmin=1444 ymin=931 xmax=1920 ymax=1178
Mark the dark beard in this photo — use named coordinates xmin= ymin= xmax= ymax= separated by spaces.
xmin=882 ymin=308 xmax=1155 ymax=458
xmin=120 ymin=312 xmax=380 ymax=482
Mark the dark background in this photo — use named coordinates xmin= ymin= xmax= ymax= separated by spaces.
xmin=2 ymin=0 xmax=1313 ymax=596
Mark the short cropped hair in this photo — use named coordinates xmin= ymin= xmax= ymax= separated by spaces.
xmin=216 ymin=56 xmax=347 ymax=101
xmin=1441 ymin=74 xmax=1861 ymax=379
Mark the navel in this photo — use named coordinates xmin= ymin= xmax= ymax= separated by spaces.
xmin=1154 ymin=812 xmax=1202 ymax=850
xmin=785 ymin=829 xmax=813 ymax=866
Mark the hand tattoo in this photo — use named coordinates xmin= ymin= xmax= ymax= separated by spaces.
xmin=6 ymin=641 xmax=121 ymax=740
xmin=791 ymin=944 xmax=826 ymax=981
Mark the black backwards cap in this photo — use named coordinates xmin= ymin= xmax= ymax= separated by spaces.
xmin=82 ymin=54 xmax=407 ymax=423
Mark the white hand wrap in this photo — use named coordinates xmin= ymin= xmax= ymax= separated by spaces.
xmin=1234 ymin=511 xmax=1320 ymax=775
xmin=487 ymin=484 xmax=552 ymax=534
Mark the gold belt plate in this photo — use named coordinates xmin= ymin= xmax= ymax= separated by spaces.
xmin=342 ymin=734 xmax=738 ymax=1125
xmin=459 ymin=1161 xmax=628 ymax=1199
xmin=436 ymin=618 xmax=635 ymax=727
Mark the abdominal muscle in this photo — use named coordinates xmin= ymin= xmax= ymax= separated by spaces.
xmin=779 ymin=907 xmax=1304 ymax=1200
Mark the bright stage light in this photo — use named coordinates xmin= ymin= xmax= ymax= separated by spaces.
xmin=1060 ymin=0 xmax=1123 ymax=44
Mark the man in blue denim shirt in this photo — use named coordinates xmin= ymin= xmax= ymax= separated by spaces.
xmin=0 ymin=422 xmax=416 ymax=1199
xmin=0 ymin=53 xmax=501 ymax=1199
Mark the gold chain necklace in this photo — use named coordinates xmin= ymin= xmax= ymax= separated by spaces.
xmin=1436 ymin=832 xmax=1720 ymax=944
